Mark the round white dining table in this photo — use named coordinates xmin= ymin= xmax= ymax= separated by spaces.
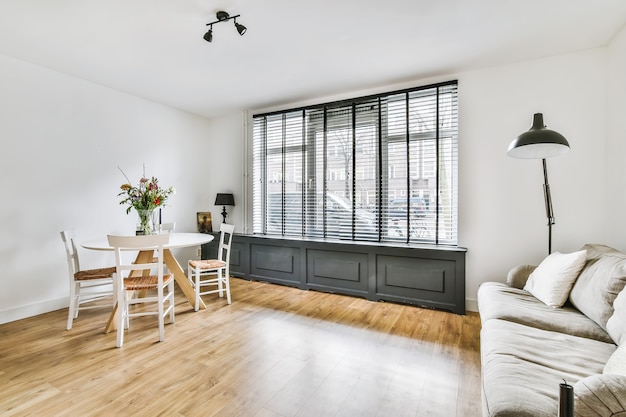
xmin=81 ymin=232 xmax=214 ymax=333
xmin=81 ymin=232 xmax=214 ymax=251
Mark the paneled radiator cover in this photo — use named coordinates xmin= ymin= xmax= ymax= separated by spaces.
xmin=203 ymin=234 xmax=467 ymax=314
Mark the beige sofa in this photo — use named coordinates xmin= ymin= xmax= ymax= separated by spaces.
xmin=477 ymin=244 xmax=626 ymax=417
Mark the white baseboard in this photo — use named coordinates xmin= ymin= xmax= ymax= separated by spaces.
xmin=0 ymin=297 xmax=67 ymax=325
xmin=466 ymin=298 xmax=478 ymax=312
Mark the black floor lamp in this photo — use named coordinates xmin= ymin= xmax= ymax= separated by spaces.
xmin=507 ymin=113 xmax=570 ymax=255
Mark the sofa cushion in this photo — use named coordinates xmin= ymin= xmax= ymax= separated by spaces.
xmin=569 ymin=244 xmax=626 ymax=331
xmin=524 ymin=250 xmax=587 ymax=308
xmin=506 ymin=264 xmax=536 ymax=289
xmin=574 ymin=374 xmax=626 ymax=417
xmin=481 ymin=319 xmax=616 ymax=417
xmin=604 ymin=345 xmax=626 ymax=376
xmin=478 ymin=282 xmax=613 ymax=343
xmin=607 ymin=287 xmax=626 ymax=345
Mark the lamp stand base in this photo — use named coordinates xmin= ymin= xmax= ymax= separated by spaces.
xmin=542 ymin=158 xmax=555 ymax=255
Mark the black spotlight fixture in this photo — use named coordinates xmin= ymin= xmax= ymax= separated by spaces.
xmin=235 ymin=20 xmax=247 ymax=35
xmin=203 ymin=28 xmax=213 ymax=42
xmin=204 ymin=10 xmax=247 ymax=42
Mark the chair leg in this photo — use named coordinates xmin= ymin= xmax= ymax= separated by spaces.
xmin=168 ymin=279 xmax=175 ymax=324
xmin=116 ymin=284 xmax=127 ymax=348
xmin=124 ymin=291 xmax=131 ymax=329
xmin=157 ymin=285 xmax=165 ymax=343
xmin=67 ymin=282 xmax=78 ymax=330
xmin=224 ymin=273 xmax=231 ymax=305
xmin=194 ymin=267 xmax=200 ymax=312
xmin=116 ymin=298 xmax=125 ymax=348
xmin=216 ymin=269 xmax=224 ymax=298
xmin=217 ymin=272 xmax=224 ymax=298
xmin=74 ymin=296 xmax=80 ymax=318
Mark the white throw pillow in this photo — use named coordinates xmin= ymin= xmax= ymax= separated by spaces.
xmin=604 ymin=345 xmax=626 ymax=376
xmin=607 ymin=288 xmax=626 ymax=345
xmin=523 ymin=250 xmax=587 ymax=308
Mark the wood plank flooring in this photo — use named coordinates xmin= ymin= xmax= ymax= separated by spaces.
xmin=0 ymin=278 xmax=482 ymax=417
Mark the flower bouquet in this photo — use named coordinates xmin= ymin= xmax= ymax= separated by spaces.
xmin=118 ymin=166 xmax=175 ymax=234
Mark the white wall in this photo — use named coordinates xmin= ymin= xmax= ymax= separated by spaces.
xmin=606 ymin=25 xmax=626 ymax=249
xmin=203 ymin=112 xmax=246 ymax=230
xmin=0 ymin=54 xmax=215 ymax=323
xmin=459 ymin=48 xmax=611 ymax=308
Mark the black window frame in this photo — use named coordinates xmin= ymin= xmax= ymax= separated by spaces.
xmin=252 ymin=80 xmax=458 ymax=246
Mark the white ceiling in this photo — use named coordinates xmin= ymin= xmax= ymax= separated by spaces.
xmin=1 ymin=0 xmax=625 ymax=119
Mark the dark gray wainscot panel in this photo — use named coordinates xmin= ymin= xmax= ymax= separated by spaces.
xmin=306 ymin=249 xmax=369 ymax=295
xmin=250 ymin=243 xmax=301 ymax=286
xmin=229 ymin=234 xmax=466 ymax=314
xmin=376 ymin=254 xmax=460 ymax=313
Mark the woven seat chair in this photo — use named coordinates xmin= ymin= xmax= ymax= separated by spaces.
xmin=108 ymin=233 xmax=174 ymax=347
xmin=61 ymin=230 xmax=115 ymax=330
xmin=188 ymin=223 xmax=235 ymax=310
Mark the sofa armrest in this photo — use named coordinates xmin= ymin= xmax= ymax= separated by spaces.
xmin=574 ymin=374 xmax=626 ymax=417
xmin=506 ymin=264 xmax=536 ymax=289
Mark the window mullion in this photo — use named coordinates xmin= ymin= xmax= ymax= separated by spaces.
xmin=404 ymin=92 xmax=410 ymax=244
xmin=279 ymin=114 xmax=284 ymax=236
xmin=262 ymin=119 xmax=268 ymax=234
xmin=377 ymin=98 xmax=383 ymax=242
xmin=301 ymin=110 xmax=306 ymax=237
xmin=351 ymin=103 xmax=356 ymax=240
xmin=435 ymin=87 xmax=440 ymax=245
xmin=323 ymin=106 xmax=328 ymax=238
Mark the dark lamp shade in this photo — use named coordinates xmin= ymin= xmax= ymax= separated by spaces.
xmin=203 ymin=29 xmax=213 ymax=42
xmin=215 ymin=193 xmax=235 ymax=206
xmin=507 ymin=113 xmax=570 ymax=159
xmin=235 ymin=22 xmax=247 ymax=35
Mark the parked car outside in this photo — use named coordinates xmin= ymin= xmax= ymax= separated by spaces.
xmin=387 ymin=197 xmax=430 ymax=238
xmin=388 ymin=197 xmax=427 ymax=220
xmin=266 ymin=192 xmax=376 ymax=239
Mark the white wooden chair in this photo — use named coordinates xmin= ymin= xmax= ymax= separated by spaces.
xmin=188 ymin=223 xmax=235 ymax=310
xmin=108 ymin=234 xmax=174 ymax=347
xmin=152 ymin=221 xmax=175 ymax=263
xmin=61 ymin=230 xmax=116 ymax=330
xmin=159 ymin=222 xmax=176 ymax=233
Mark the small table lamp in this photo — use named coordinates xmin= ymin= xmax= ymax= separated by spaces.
xmin=215 ymin=193 xmax=235 ymax=223
xmin=507 ymin=113 xmax=570 ymax=254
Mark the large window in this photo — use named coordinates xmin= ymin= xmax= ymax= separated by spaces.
xmin=252 ymin=80 xmax=458 ymax=245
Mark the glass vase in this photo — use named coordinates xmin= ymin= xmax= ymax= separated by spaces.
xmin=136 ymin=209 xmax=156 ymax=235
xmin=150 ymin=209 xmax=160 ymax=234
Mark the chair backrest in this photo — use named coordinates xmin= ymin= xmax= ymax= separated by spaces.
xmin=107 ymin=234 xmax=170 ymax=279
xmin=217 ymin=223 xmax=235 ymax=263
xmin=60 ymin=230 xmax=80 ymax=276
xmin=160 ymin=222 xmax=176 ymax=233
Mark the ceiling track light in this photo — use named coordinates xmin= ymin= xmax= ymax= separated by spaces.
xmin=203 ymin=10 xmax=247 ymax=43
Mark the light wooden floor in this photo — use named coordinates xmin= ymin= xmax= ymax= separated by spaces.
xmin=0 ymin=278 xmax=482 ymax=417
